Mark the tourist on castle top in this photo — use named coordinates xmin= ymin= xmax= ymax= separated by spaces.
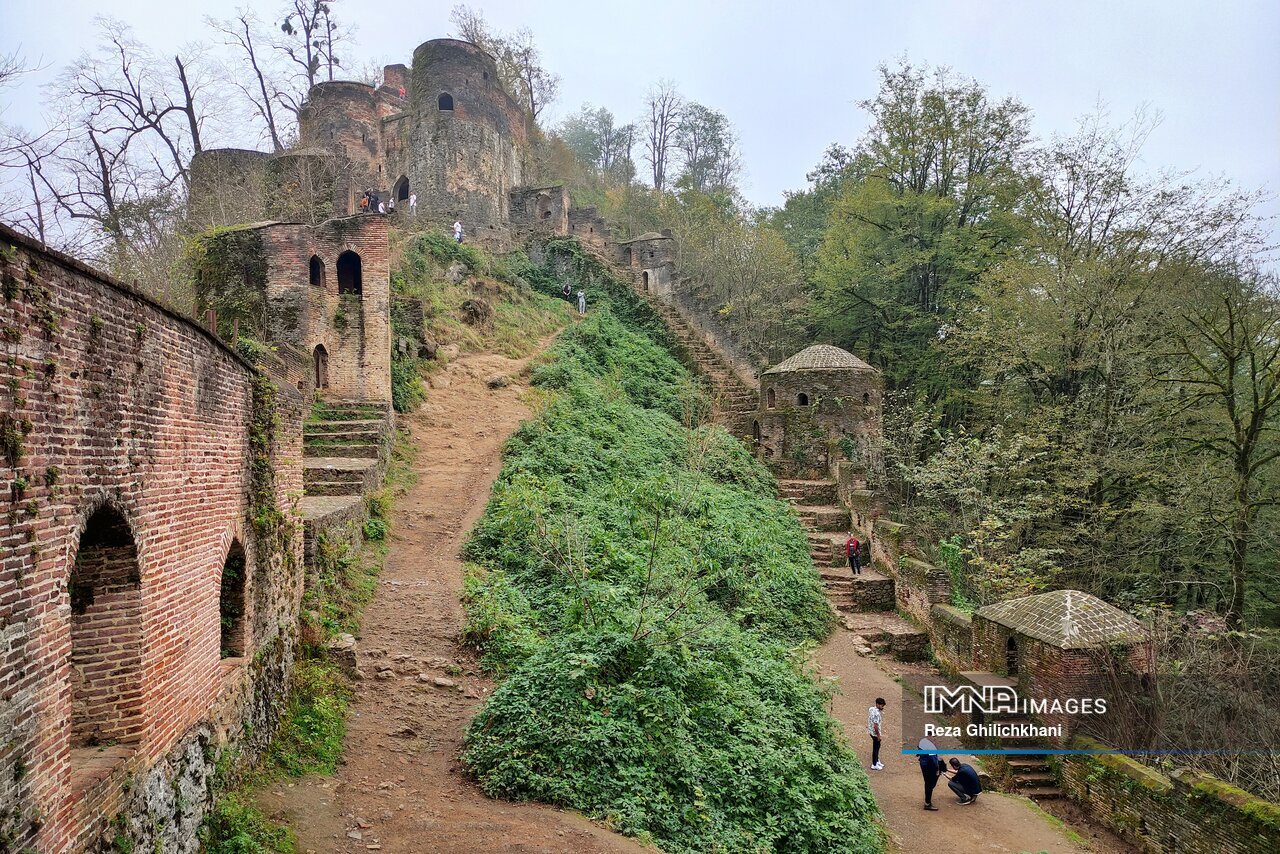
xmin=398 ymin=85 xmax=406 ymax=99
xmin=918 ymin=738 xmax=946 ymax=811
xmin=846 ymin=532 xmax=862 ymax=575
xmin=388 ymin=197 xmax=396 ymax=212
xmin=867 ymin=697 xmax=885 ymax=770
xmin=409 ymin=193 xmax=417 ymax=214
xmin=576 ymin=289 xmax=586 ymax=316
xmin=454 ymin=220 xmax=463 ymax=243
xmin=946 ymin=758 xmax=982 ymax=805
xmin=359 ymin=193 xmax=369 ymax=213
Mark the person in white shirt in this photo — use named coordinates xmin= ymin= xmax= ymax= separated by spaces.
xmin=868 ymin=697 xmax=886 ymax=770
xmin=576 ymin=289 xmax=586 ymax=316
xmin=378 ymin=201 xmax=386 ymax=214
xmin=453 ymin=220 xmax=463 ymax=243
xmin=409 ymin=193 xmax=417 ymax=214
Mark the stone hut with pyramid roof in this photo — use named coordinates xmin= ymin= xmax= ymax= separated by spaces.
xmin=973 ymin=589 xmax=1154 ymax=734
xmin=753 ymin=344 xmax=882 ymax=477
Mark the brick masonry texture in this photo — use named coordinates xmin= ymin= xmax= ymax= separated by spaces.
xmin=0 ymin=223 xmax=305 ymax=852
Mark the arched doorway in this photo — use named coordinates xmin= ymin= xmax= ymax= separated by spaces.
xmin=309 ymin=255 xmax=325 ymax=287
xmin=219 ymin=540 xmax=248 ymax=659
xmin=797 ymin=392 xmax=810 ymax=406
xmin=1006 ymin=636 xmax=1019 ymax=677
xmin=313 ymin=344 xmax=329 ymax=390
xmin=337 ymin=250 xmax=362 ymax=295
xmin=752 ymin=420 xmax=761 ymax=445
xmin=70 ymin=505 xmax=143 ymax=752
xmin=766 ymin=388 xmax=776 ymax=409
xmin=438 ymin=92 xmax=454 ymax=111
xmin=642 ymin=271 xmax=650 ymax=292
xmin=393 ymin=175 xmax=410 ymax=202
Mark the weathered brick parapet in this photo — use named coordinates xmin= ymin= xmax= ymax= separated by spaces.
xmin=1055 ymin=736 xmax=1280 ymax=853
xmin=0 ymin=223 xmax=305 ymax=852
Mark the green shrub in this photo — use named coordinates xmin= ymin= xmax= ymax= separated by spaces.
xmin=198 ymin=793 xmax=295 ymax=853
xmin=265 ymin=661 xmax=348 ymax=776
xmin=460 ymin=262 xmax=881 ymax=853
xmin=363 ymin=517 xmax=388 ymax=542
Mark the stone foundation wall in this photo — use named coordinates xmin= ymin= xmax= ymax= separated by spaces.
xmin=1055 ymin=737 xmax=1280 ymax=853
xmin=0 ymin=224 xmax=305 ymax=852
xmin=928 ymin=604 xmax=973 ymax=671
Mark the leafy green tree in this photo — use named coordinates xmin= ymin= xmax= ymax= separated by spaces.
xmin=813 ymin=61 xmax=1030 ymax=407
xmin=673 ymin=102 xmax=739 ymax=194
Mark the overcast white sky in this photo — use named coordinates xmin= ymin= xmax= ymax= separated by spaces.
xmin=3 ymin=0 xmax=1278 ymax=230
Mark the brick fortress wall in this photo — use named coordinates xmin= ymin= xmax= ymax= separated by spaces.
xmin=0 ymin=224 xmax=305 ymax=852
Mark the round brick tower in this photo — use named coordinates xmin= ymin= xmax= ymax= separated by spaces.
xmin=405 ymin=38 xmax=527 ymax=233
xmin=299 ymin=81 xmax=386 ymax=203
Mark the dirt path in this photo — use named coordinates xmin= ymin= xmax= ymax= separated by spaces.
xmin=816 ymin=631 xmax=1130 ymax=854
xmin=259 ymin=343 xmax=649 ymax=854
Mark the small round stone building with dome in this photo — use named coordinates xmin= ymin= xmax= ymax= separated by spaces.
xmin=753 ymin=344 xmax=882 ymax=477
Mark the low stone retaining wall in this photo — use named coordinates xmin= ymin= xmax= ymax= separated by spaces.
xmin=1055 ymin=737 xmax=1280 ymax=853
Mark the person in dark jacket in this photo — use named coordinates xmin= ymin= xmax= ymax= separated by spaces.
xmin=918 ymin=738 xmax=946 ymax=810
xmin=946 ymin=757 xmax=982 ymax=804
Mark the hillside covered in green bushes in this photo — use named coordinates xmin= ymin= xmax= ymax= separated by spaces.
xmin=459 ymin=244 xmax=882 ymax=853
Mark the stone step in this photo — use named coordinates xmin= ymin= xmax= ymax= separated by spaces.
xmin=303 ymin=442 xmax=379 ymax=459
xmin=305 ymin=418 xmax=385 ymax=433
xmin=822 ymin=569 xmax=895 ymax=611
xmin=794 ymin=504 xmax=850 ymax=532
xmin=303 ymin=458 xmax=374 ymax=485
xmin=842 ymin=612 xmax=929 ymax=661
xmin=1025 ymin=787 xmax=1065 ymax=801
xmin=305 ymin=427 xmax=381 ymax=443
xmin=312 ymin=404 xmax=388 ymax=421
xmin=778 ymin=479 xmax=838 ymax=504
xmin=304 ymin=480 xmax=363 ymax=497
xmin=1013 ymin=771 xmax=1059 ymax=787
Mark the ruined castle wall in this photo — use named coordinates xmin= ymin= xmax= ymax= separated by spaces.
xmin=509 ymin=186 xmax=570 ymax=237
xmin=188 ymin=148 xmax=272 ymax=230
xmin=299 ymin=82 xmax=386 ymax=202
xmin=568 ymin=206 xmax=611 ymax=249
xmin=757 ymin=367 xmax=882 ymax=477
xmin=260 ymin=216 xmax=392 ymax=404
xmin=406 ymin=39 xmax=525 ymax=234
xmin=0 ymin=224 xmax=305 ymax=851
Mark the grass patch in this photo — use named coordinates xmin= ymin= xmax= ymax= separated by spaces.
xmin=459 ymin=245 xmax=882 ymax=854
xmin=198 ymin=792 xmax=296 ymax=853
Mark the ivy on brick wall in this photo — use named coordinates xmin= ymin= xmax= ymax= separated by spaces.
xmin=187 ymin=228 xmax=269 ymax=338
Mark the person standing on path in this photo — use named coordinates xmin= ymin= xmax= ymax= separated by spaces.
xmin=946 ymin=758 xmax=982 ymax=804
xmin=918 ymin=738 xmax=945 ymax=810
xmin=576 ymin=289 xmax=586 ymax=316
xmin=867 ymin=697 xmax=885 ymax=770
xmin=409 ymin=193 xmax=417 ymax=214
xmin=454 ymin=219 xmax=464 ymax=243
xmin=846 ymin=532 xmax=861 ymax=574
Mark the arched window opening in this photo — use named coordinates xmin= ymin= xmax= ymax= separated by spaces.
xmin=862 ymin=391 xmax=870 ymax=405
xmin=219 ymin=540 xmax=248 ymax=659
xmin=337 ymin=250 xmax=362 ymax=296
xmin=797 ymin=392 xmax=810 ymax=406
xmin=313 ymin=344 xmax=329 ymax=390
xmin=309 ymin=255 xmax=325 ymax=287
xmin=752 ymin=420 xmax=761 ymax=444
xmin=438 ymin=92 xmax=454 ymax=111
xmin=622 ymin=247 xmax=632 ymax=265
xmin=1006 ymin=636 xmax=1018 ymax=677
xmin=648 ymin=250 xmax=655 ymax=258
xmin=766 ymin=388 xmax=776 ymax=409
xmin=70 ymin=505 xmax=143 ymax=753
xmin=642 ymin=271 xmax=650 ymax=292
xmin=394 ymin=175 xmax=410 ymax=201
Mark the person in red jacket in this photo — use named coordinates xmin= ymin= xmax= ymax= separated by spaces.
xmin=845 ymin=532 xmax=861 ymax=575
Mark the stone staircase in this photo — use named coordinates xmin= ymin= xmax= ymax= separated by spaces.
xmin=782 ymin=477 xmax=927 ymax=659
xmin=642 ymin=297 xmax=757 ymax=436
xmin=957 ymin=671 xmax=1064 ymax=801
xmin=299 ymin=401 xmax=394 ymax=559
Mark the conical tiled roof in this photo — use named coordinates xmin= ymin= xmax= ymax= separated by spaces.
xmin=975 ymin=590 xmax=1146 ymax=649
xmin=762 ymin=345 xmax=875 ymax=375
